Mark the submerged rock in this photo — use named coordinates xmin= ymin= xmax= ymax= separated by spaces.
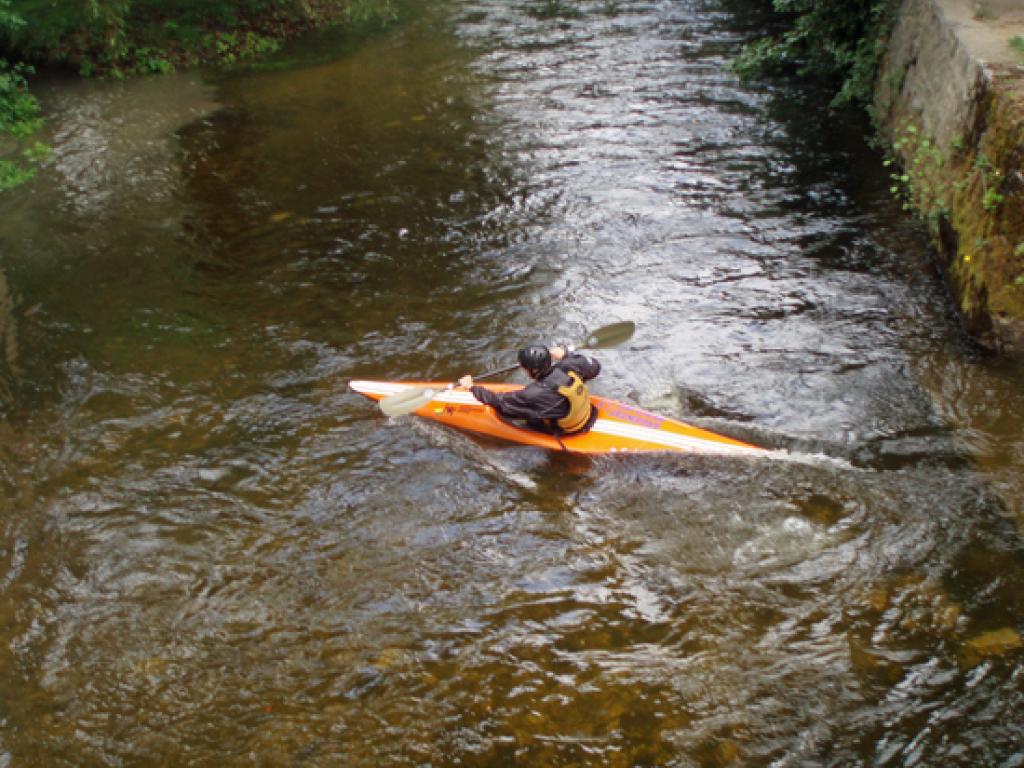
xmin=960 ymin=626 xmax=1023 ymax=666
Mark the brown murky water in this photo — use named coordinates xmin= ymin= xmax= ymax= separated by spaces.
xmin=1 ymin=1 xmax=1023 ymax=765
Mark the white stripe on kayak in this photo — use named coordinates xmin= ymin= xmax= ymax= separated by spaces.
xmin=350 ymin=381 xmax=486 ymax=406
xmin=350 ymin=381 xmax=417 ymax=396
xmin=590 ymin=419 xmax=764 ymax=455
xmin=350 ymin=380 xmax=765 ymax=455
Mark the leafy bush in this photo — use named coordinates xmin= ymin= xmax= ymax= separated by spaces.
xmin=0 ymin=58 xmax=39 ymax=135
xmin=733 ymin=0 xmax=899 ymax=107
xmin=0 ymin=0 xmax=48 ymax=191
xmin=3 ymin=1 xmax=399 ymax=72
xmin=346 ymin=0 xmax=398 ymax=26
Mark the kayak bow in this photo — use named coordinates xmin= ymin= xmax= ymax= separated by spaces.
xmin=350 ymin=379 xmax=769 ymax=456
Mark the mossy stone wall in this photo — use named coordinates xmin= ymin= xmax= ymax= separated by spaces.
xmin=875 ymin=0 xmax=1024 ymax=354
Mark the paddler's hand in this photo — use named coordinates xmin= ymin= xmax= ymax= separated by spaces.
xmin=549 ymin=346 xmax=566 ymax=362
xmin=458 ymin=375 xmax=474 ymax=389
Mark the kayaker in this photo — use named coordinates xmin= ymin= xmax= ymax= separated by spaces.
xmin=458 ymin=345 xmax=601 ymax=435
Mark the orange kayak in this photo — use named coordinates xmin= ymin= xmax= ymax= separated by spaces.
xmin=349 ymin=380 xmax=770 ymax=456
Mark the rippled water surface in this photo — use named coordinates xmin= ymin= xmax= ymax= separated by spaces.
xmin=2 ymin=1 xmax=1024 ymax=765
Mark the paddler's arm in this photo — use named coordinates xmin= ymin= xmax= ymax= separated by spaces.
xmin=553 ymin=346 xmax=601 ymax=381
xmin=458 ymin=375 xmax=501 ymax=408
xmin=458 ymin=375 xmax=543 ymax=419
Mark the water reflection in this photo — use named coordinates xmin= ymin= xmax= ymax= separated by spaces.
xmin=35 ymin=73 xmax=219 ymax=218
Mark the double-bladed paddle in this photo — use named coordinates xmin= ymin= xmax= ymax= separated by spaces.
xmin=378 ymin=320 xmax=636 ymax=418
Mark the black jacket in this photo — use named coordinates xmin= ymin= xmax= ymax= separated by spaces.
xmin=470 ymin=352 xmax=601 ymax=430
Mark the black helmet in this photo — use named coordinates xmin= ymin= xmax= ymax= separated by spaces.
xmin=517 ymin=345 xmax=551 ymax=378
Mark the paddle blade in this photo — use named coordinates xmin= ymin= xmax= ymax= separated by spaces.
xmin=379 ymin=387 xmax=436 ymax=417
xmin=583 ymin=320 xmax=635 ymax=349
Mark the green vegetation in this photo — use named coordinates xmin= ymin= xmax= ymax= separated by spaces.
xmin=884 ymin=112 xmax=1019 ymax=321
xmin=0 ymin=62 xmax=37 ymax=136
xmin=885 ymin=121 xmax=950 ymax=222
xmin=346 ymin=0 xmax=396 ymax=26
xmin=1011 ymin=35 xmax=1024 ymax=59
xmin=1 ymin=0 xmax=399 ymax=75
xmin=974 ymin=153 xmax=1007 ymax=212
xmin=732 ymin=0 xmax=900 ymax=108
xmin=972 ymin=3 xmax=996 ymax=21
xmin=937 ymin=94 xmax=1024 ymax=338
xmin=0 ymin=0 xmax=46 ymax=192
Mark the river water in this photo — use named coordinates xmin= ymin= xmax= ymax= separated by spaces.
xmin=1 ymin=1 xmax=1023 ymax=765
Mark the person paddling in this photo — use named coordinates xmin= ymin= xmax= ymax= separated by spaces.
xmin=458 ymin=344 xmax=601 ymax=435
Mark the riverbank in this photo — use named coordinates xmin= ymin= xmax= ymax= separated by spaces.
xmin=875 ymin=0 xmax=1024 ymax=354
xmin=2 ymin=0 xmax=397 ymax=75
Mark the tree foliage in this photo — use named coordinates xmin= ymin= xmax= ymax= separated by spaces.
xmin=1 ymin=0 xmax=46 ymax=192
xmin=0 ymin=0 xmax=398 ymax=72
xmin=733 ymin=0 xmax=899 ymax=107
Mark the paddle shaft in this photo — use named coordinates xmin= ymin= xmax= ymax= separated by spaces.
xmin=377 ymin=364 xmax=520 ymax=416
xmin=470 ymin=363 xmax=520 ymax=382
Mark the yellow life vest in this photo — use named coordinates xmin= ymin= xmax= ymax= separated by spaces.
xmin=554 ymin=371 xmax=592 ymax=434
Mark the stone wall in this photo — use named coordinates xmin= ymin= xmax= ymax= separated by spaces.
xmin=874 ymin=0 xmax=1024 ymax=354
